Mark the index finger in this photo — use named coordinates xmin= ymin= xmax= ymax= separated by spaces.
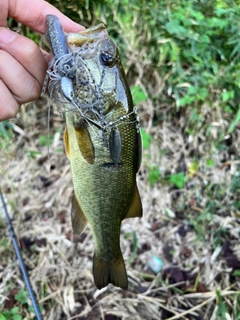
xmin=5 ymin=0 xmax=84 ymax=33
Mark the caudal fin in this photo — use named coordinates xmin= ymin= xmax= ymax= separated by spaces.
xmin=93 ymin=253 xmax=128 ymax=290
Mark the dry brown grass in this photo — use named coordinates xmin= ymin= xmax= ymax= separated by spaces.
xmin=0 ymin=89 xmax=240 ymax=319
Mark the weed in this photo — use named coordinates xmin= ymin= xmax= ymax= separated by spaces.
xmin=38 ymin=134 xmax=53 ymax=147
xmin=168 ymin=172 xmax=186 ymax=189
xmin=130 ymin=85 xmax=148 ymax=106
xmin=128 ymin=231 xmax=138 ymax=265
xmin=148 ymin=166 xmax=160 ymax=186
xmin=0 ymin=307 xmax=22 ymax=320
xmin=140 ymin=128 xmax=152 ymax=150
xmin=14 ymin=289 xmax=29 ymax=305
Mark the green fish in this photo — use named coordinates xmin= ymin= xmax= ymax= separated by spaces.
xmin=44 ymin=15 xmax=142 ymax=290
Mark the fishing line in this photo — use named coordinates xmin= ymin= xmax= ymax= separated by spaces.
xmin=0 ymin=189 xmax=42 ymax=320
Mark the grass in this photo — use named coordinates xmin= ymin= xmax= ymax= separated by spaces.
xmin=0 ymin=0 xmax=240 ymax=319
xmin=1 ymin=97 xmax=239 ymax=319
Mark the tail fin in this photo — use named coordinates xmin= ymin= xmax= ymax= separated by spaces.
xmin=93 ymin=253 xmax=128 ymax=290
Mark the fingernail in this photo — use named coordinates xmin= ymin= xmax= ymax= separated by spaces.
xmin=0 ymin=28 xmax=18 ymax=44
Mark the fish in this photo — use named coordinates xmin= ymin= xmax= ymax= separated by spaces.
xmin=43 ymin=14 xmax=142 ymax=290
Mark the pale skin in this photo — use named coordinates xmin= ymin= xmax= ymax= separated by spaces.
xmin=0 ymin=0 xmax=84 ymax=121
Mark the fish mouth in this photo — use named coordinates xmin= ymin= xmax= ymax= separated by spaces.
xmin=66 ymin=23 xmax=108 ymax=49
xmin=66 ymin=24 xmax=116 ymax=61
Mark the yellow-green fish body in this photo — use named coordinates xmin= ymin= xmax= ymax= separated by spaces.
xmin=44 ymin=16 xmax=142 ymax=290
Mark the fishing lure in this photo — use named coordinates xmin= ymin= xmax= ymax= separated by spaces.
xmin=42 ymin=15 xmax=75 ymax=102
xmin=109 ymin=126 xmax=122 ymax=165
xmin=60 ymin=76 xmax=75 ymax=102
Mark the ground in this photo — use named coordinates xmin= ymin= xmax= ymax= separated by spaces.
xmin=0 ymin=95 xmax=240 ymax=319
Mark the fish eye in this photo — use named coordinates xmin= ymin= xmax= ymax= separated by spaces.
xmin=100 ymin=52 xmax=115 ymax=67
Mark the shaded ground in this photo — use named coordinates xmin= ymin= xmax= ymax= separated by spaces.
xmin=0 ymin=96 xmax=240 ymax=319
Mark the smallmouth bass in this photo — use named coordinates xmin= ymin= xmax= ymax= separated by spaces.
xmin=43 ymin=15 xmax=142 ymax=290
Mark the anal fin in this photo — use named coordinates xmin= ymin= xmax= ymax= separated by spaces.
xmin=125 ymin=184 xmax=142 ymax=219
xmin=71 ymin=193 xmax=88 ymax=235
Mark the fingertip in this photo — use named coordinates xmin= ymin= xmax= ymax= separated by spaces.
xmin=0 ymin=34 xmax=48 ymax=94
xmin=0 ymin=28 xmax=18 ymax=44
xmin=0 ymin=103 xmax=19 ymax=121
xmin=24 ymin=77 xmax=43 ymax=102
xmin=9 ymin=0 xmax=84 ymax=34
xmin=0 ymin=80 xmax=19 ymax=121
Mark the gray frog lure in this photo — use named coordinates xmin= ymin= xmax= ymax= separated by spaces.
xmin=43 ymin=15 xmax=75 ymax=102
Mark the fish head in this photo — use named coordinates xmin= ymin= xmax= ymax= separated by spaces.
xmin=65 ymin=25 xmax=132 ymax=115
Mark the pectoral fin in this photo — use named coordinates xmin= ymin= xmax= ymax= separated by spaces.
xmin=71 ymin=193 xmax=88 ymax=235
xmin=125 ymin=184 xmax=142 ymax=219
xmin=74 ymin=122 xmax=95 ymax=164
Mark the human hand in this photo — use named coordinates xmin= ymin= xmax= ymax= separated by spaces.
xmin=0 ymin=0 xmax=84 ymax=121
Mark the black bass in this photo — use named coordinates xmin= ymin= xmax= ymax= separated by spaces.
xmin=43 ymin=15 xmax=142 ymax=290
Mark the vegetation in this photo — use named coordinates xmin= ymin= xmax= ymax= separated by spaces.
xmin=0 ymin=0 xmax=239 ymax=319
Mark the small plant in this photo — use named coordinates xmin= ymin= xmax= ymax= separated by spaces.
xmin=168 ymin=172 xmax=186 ymax=189
xmin=0 ymin=122 xmax=13 ymax=139
xmin=0 ymin=289 xmax=43 ymax=319
xmin=215 ymin=290 xmax=229 ymax=320
xmin=27 ymin=150 xmax=42 ymax=159
xmin=228 ymin=108 xmax=240 ymax=134
xmin=0 ymin=122 xmax=14 ymax=149
xmin=38 ymin=134 xmax=54 ymax=147
xmin=0 ymin=307 xmax=22 ymax=320
xmin=14 ymin=288 xmax=29 ymax=306
xmin=128 ymin=231 xmax=138 ymax=265
xmin=148 ymin=166 xmax=160 ymax=186
xmin=130 ymin=85 xmax=148 ymax=106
